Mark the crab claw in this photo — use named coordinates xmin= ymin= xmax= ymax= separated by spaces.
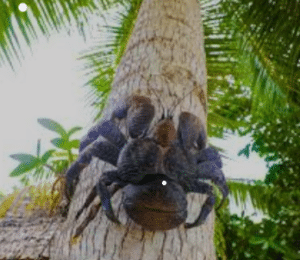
xmin=96 ymin=180 xmax=121 ymax=225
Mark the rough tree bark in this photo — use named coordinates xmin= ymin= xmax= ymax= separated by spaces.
xmin=51 ymin=0 xmax=215 ymax=259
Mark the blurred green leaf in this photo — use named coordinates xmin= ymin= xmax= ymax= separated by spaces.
xmin=9 ymin=160 xmax=40 ymax=177
xmin=249 ymin=236 xmax=267 ymax=245
xmin=68 ymin=139 xmax=80 ymax=149
xmin=51 ymin=137 xmax=68 ymax=149
xmin=238 ymin=143 xmax=251 ymax=158
xmin=51 ymin=137 xmax=79 ymax=150
xmin=40 ymin=149 xmax=55 ymax=163
xmin=38 ymin=118 xmax=67 ymax=137
xmin=10 ymin=153 xmax=38 ymax=164
xmin=67 ymin=126 xmax=82 ymax=137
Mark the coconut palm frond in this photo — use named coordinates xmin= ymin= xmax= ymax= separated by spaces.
xmin=0 ymin=0 xmax=120 ymax=69
xmin=201 ymin=0 xmax=254 ymax=135
xmin=202 ymin=0 xmax=238 ymax=96
xmin=228 ymin=181 xmax=294 ymax=217
xmin=207 ymin=111 xmax=248 ymax=138
xmin=220 ymin=0 xmax=300 ymax=115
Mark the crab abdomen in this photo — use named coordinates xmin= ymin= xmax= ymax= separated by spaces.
xmin=123 ymin=175 xmax=187 ymax=230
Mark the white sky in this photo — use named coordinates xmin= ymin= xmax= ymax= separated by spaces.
xmin=0 ymin=31 xmax=95 ymax=193
xmin=0 ymin=7 xmax=268 ymax=197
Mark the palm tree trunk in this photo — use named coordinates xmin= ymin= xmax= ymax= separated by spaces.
xmin=51 ymin=0 xmax=214 ymax=259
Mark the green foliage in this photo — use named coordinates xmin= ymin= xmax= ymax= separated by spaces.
xmin=237 ymin=143 xmax=250 ymax=158
xmin=9 ymin=118 xmax=81 ymax=182
xmin=235 ymin=107 xmax=300 ymax=257
xmin=228 ymin=173 xmax=300 ymax=258
xmin=215 ymin=209 xmax=229 ymax=260
xmin=238 ymin=110 xmax=300 ymax=189
xmin=37 ymin=118 xmax=68 ymax=137
xmin=0 ymin=189 xmax=20 ymax=218
xmin=0 ymin=0 xmax=112 ymax=69
xmin=26 ymin=183 xmax=62 ymax=215
xmin=220 ymin=0 xmax=300 ymax=115
xmin=113 ymin=0 xmax=143 ymax=65
xmin=228 ymin=182 xmax=299 ymax=219
xmin=9 ymin=140 xmax=55 ymax=178
xmin=227 ymin=177 xmax=300 ymax=259
xmin=0 ymin=183 xmax=63 ymax=219
xmin=219 ymin=212 xmax=300 ymax=260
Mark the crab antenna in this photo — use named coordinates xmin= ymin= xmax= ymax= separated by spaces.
xmin=149 ymin=88 xmax=164 ymax=110
xmin=169 ymin=86 xmax=199 ymax=117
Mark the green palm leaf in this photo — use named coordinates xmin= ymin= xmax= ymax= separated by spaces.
xmin=220 ymin=0 xmax=300 ymax=114
xmin=38 ymin=118 xmax=67 ymax=137
xmin=0 ymin=0 xmax=119 ymax=68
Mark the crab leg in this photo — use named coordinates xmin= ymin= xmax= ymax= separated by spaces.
xmin=194 ymin=159 xmax=229 ymax=210
xmin=66 ymin=138 xmax=120 ymax=198
xmin=183 ymin=180 xmax=216 ymax=228
xmin=113 ymin=95 xmax=155 ymax=138
xmin=80 ymin=119 xmax=127 ymax=152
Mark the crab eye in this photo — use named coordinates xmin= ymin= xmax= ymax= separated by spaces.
xmin=162 ymin=180 xmax=167 ymax=186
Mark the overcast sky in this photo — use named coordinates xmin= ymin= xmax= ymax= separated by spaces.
xmin=0 ymin=5 xmax=268 ymax=195
xmin=0 ymin=30 xmax=95 ymax=193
